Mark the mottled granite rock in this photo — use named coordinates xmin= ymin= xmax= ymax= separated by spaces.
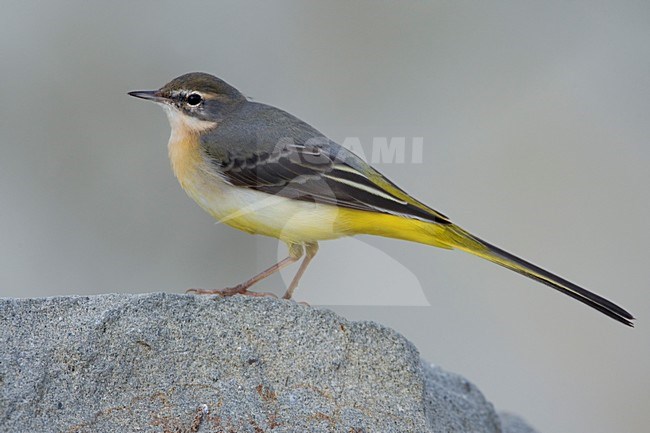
xmin=0 ymin=293 xmax=538 ymax=433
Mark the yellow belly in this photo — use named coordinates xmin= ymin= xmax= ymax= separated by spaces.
xmin=184 ymin=173 xmax=349 ymax=242
xmin=181 ymin=166 xmax=453 ymax=248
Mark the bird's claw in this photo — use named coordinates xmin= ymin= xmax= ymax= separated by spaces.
xmin=185 ymin=286 xmax=278 ymax=298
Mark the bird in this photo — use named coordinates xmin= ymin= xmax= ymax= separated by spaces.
xmin=129 ymin=72 xmax=634 ymax=327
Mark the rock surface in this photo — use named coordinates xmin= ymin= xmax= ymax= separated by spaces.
xmin=0 ymin=293 xmax=538 ymax=433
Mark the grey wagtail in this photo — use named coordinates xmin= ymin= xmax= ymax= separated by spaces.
xmin=129 ymin=72 xmax=634 ymax=327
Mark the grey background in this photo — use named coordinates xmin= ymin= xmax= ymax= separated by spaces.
xmin=1 ymin=2 xmax=648 ymax=433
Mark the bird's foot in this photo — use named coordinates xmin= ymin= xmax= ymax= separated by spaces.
xmin=185 ymin=285 xmax=278 ymax=298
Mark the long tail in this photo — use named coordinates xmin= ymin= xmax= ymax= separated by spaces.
xmin=340 ymin=209 xmax=634 ymax=326
xmin=441 ymin=224 xmax=635 ymax=327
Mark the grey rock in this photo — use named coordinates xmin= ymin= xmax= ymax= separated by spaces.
xmin=0 ymin=293 xmax=538 ymax=433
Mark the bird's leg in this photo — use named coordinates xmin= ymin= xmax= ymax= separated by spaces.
xmin=282 ymin=242 xmax=319 ymax=300
xmin=187 ymin=243 xmax=304 ymax=297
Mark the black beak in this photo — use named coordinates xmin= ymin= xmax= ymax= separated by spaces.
xmin=128 ymin=90 xmax=165 ymax=102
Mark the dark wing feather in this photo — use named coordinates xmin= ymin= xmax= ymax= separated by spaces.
xmin=214 ymin=142 xmax=450 ymax=225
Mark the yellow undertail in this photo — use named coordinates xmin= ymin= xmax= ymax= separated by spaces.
xmin=337 ymin=208 xmax=634 ymax=326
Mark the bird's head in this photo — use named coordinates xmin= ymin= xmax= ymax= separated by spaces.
xmin=129 ymin=72 xmax=245 ymax=133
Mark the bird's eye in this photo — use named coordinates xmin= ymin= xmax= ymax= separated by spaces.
xmin=186 ymin=93 xmax=203 ymax=106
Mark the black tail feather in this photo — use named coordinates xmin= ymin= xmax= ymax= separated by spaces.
xmin=480 ymin=239 xmax=635 ymax=327
xmin=446 ymin=225 xmax=635 ymax=327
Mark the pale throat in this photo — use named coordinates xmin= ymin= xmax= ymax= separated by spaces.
xmin=161 ymin=105 xmax=218 ymax=185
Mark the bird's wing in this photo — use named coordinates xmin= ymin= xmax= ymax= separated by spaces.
xmin=212 ymin=141 xmax=450 ymax=225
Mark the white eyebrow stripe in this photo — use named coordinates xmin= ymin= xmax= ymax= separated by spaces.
xmin=322 ymin=174 xmax=408 ymax=205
